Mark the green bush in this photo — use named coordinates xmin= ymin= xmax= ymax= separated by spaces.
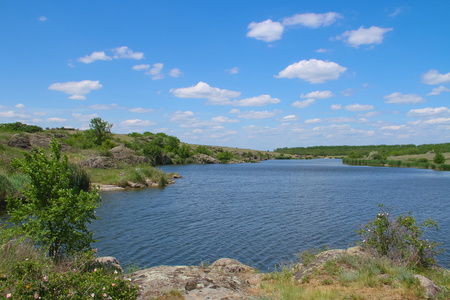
xmin=194 ymin=145 xmax=213 ymax=156
xmin=417 ymin=158 xmax=429 ymax=163
xmin=357 ymin=204 xmax=443 ymax=268
xmin=434 ymin=152 xmax=446 ymax=164
xmin=216 ymin=151 xmax=234 ymax=163
xmin=67 ymin=163 xmax=91 ymax=194
xmin=0 ymin=122 xmax=43 ymax=133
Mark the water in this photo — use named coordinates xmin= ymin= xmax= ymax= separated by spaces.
xmin=89 ymin=159 xmax=450 ymax=271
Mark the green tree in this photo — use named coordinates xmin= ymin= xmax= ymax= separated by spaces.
xmin=6 ymin=137 xmax=101 ymax=258
xmin=433 ymin=152 xmax=446 ymax=164
xmin=217 ymin=151 xmax=234 ymax=163
xmin=87 ymin=117 xmax=113 ymax=145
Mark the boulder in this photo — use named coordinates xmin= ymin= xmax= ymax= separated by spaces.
xmin=8 ymin=134 xmax=31 ymax=149
xmin=94 ymin=256 xmax=123 ymax=273
xmin=129 ymin=258 xmax=260 ymax=300
xmin=414 ymin=274 xmax=442 ymax=299
xmin=110 ymin=146 xmax=149 ymax=165
xmin=192 ymin=154 xmax=220 ymax=164
xmin=81 ymin=155 xmax=117 ymax=169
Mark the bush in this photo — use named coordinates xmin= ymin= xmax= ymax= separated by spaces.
xmin=433 ymin=152 xmax=446 ymax=164
xmin=67 ymin=163 xmax=91 ymax=194
xmin=417 ymin=158 xmax=429 ymax=163
xmin=5 ymin=137 xmax=101 ymax=258
xmin=194 ymin=145 xmax=213 ymax=156
xmin=217 ymin=151 xmax=234 ymax=163
xmin=357 ymin=204 xmax=443 ymax=268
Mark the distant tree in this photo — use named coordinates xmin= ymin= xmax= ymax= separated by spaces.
xmin=433 ymin=152 xmax=446 ymax=164
xmin=6 ymin=137 xmax=101 ymax=258
xmin=87 ymin=118 xmax=113 ymax=145
xmin=348 ymin=151 xmax=363 ymax=159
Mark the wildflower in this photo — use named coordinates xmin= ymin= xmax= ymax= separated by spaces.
xmin=43 ymin=276 xmax=48 ymax=282
xmin=94 ymin=268 xmax=97 ymax=272
xmin=111 ymin=283 xmax=116 ymax=286
xmin=102 ymin=287 xmax=106 ymax=290
xmin=7 ymin=294 xmax=11 ymax=298
xmin=26 ymin=258 xmax=29 ymax=261
xmin=91 ymin=293 xmax=95 ymax=297
xmin=92 ymin=248 xmax=98 ymax=253
xmin=103 ymin=293 xmax=107 ymax=297
xmin=114 ymin=270 xmax=118 ymax=274
xmin=34 ymin=293 xmax=39 ymax=299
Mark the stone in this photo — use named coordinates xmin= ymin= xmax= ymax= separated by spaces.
xmin=94 ymin=256 xmax=123 ymax=272
xmin=414 ymin=274 xmax=442 ymax=299
xmin=8 ymin=134 xmax=31 ymax=149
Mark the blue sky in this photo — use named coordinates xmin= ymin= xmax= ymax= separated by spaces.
xmin=1 ymin=1 xmax=450 ymax=150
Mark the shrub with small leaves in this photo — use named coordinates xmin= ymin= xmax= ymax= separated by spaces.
xmin=357 ymin=204 xmax=443 ymax=268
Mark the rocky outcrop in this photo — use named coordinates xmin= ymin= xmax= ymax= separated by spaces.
xmin=192 ymin=154 xmax=220 ymax=164
xmin=80 ymin=155 xmax=117 ymax=169
xmin=414 ymin=274 xmax=442 ymax=299
xmin=110 ymin=146 xmax=149 ymax=165
xmin=129 ymin=258 xmax=260 ymax=300
xmin=8 ymin=133 xmax=70 ymax=151
xmin=94 ymin=256 xmax=124 ymax=273
xmin=8 ymin=134 xmax=31 ymax=149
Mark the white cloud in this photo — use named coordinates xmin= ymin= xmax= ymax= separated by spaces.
xmin=113 ymin=46 xmax=144 ymax=60
xmin=423 ymin=118 xmax=450 ymax=124
xmin=330 ymin=104 xmax=342 ymax=110
xmin=89 ymin=104 xmax=123 ymax=110
xmin=226 ymin=67 xmax=239 ymax=74
xmin=129 ymin=107 xmax=154 ymax=113
xmin=120 ymin=119 xmax=156 ymax=127
xmin=336 ymin=26 xmax=393 ymax=48
xmin=170 ymin=82 xmax=241 ymax=105
xmin=39 ymin=16 xmax=47 ymax=22
xmin=407 ymin=107 xmax=450 ymax=117
xmin=301 ymin=90 xmax=334 ymax=99
xmin=211 ymin=116 xmax=239 ymax=123
xmin=231 ymin=109 xmax=279 ymax=119
xmin=341 ymin=88 xmax=354 ymax=96
xmin=16 ymin=103 xmax=25 ymax=109
xmin=246 ymin=19 xmax=284 ymax=42
xmin=427 ymin=86 xmax=450 ymax=96
xmin=327 ymin=117 xmax=356 ymax=123
xmin=78 ymin=51 xmax=112 ymax=64
xmin=383 ymin=92 xmax=425 ymax=104
xmin=275 ymin=59 xmax=347 ymax=84
xmin=389 ymin=7 xmax=403 ymax=17
xmin=279 ymin=115 xmax=299 ymax=122
xmin=232 ymin=95 xmax=280 ymax=106
xmin=132 ymin=64 xmax=150 ymax=71
xmin=48 ymin=80 xmax=102 ymax=100
xmin=345 ymin=103 xmax=374 ymax=111
xmin=358 ymin=111 xmax=381 ymax=118
xmin=170 ymin=110 xmax=196 ymax=123
xmin=292 ymin=99 xmax=315 ymax=108
xmin=0 ymin=111 xmax=16 ymax=118
xmin=72 ymin=113 xmax=98 ymax=122
xmin=169 ymin=68 xmax=183 ymax=78
xmin=421 ymin=70 xmax=450 ymax=85
xmin=305 ymin=118 xmax=323 ymax=124
xmin=316 ymin=48 xmax=327 ymax=53
xmin=47 ymin=117 xmax=66 ymax=122
xmin=146 ymin=63 xmax=164 ymax=80
xmin=380 ymin=125 xmax=406 ymax=130
xmin=282 ymin=12 xmax=342 ymax=28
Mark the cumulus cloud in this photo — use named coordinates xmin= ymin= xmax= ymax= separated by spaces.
xmin=47 ymin=117 xmax=66 ymax=122
xmin=341 ymin=88 xmax=354 ymax=96
xmin=170 ymin=110 xmax=196 ymax=123
xmin=72 ymin=113 xmax=98 ymax=122
xmin=226 ymin=67 xmax=239 ymax=74
xmin=427 ymin=86 xmax=450 ymax=96
xmin=169 ymin=68 xmax=183 ymax=78
xmin=0 ymin=111 xmax=17 ymax=118
xmin=48 ymin=80 xmax=103 ymax=100
xmin=120 ymin=119 xmax=156 ymax=128
xmin=330 ymin=104 xmax=342 ymax=110
xmin=421 ymin=70 xmax=450 ymax=85
xmin=423 ymin=118 xmax=450 ymax=124
xmin=246 ymin=19 xmax=284 ymax=42
xmin=279 ymin=115 xmax=299 ymax=122
xmin=232 ymin=95 xmax=281 ymax=106
xmin=389 ymin=7 xmax=403 ymax=17
xmin=316 ymin=48 xmax=327 ymax=53
xmin=380 ymin=125 xmax=406 ymax=130
xmin=211 ymin=116 xmax=239 ymax=123
xmin=78 ymin=51 xmax=112 ymax=64
xmin=230 ymin=109 xmax=279 ymax=119
xmin=129 ymin=107 xmax=154 ymax=113
xmin=345 ymin=103 xmax=374 ymax=111
xmin=336 ymin=26 xmax=393 ymax=48
xmin=282 ymin=12 xmax=342 ymax=28
xmin=146 ymin=63 xmax=164 ymax=80
xmin=407 ymin=107 xmax=450 ymax=117
xmin=112 ymin=46 xmax=144 ymax=60
xmin=301 ymin=90 xmax=334 ymax=99
xmin=292 ymin=99 xmax=315 ymax=108
xmin=88 ymin=104 xmax=123 ymax=110
xmin=358 ymin=111 xmax=381 ymax=118
xmin=275 ymin=59 xmax=347 ymax=84
xmin=170 ymin=82 xmax=241 ymax=105
xmin=132 ymin=64 xmax=150 ymax=71
xmin=39 ymin=16 xmax=47 ymax=22
xmin=305 ymin=118 xmax=323 ymax=124
xmin=383 ymin=92 xmax=425 ymax=104
xmin=16 ymin=103 xmax=25 ymax=109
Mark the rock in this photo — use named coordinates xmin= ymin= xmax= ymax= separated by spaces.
xmin=414 ymin=274 xmax=442 ymax=299
xmin=81 ymin=155 xmax=117 ymax=169
xmin=192 ymin=153 xmax=220 ymax=164
xmin=94 ymin=256 xmax=123 ymax=273
xmin=129 ymin=258 xmax=260 ymax=300
xmin=127 ymin=181 xmax=145 ymax=188
xmin=8 ymin=134 xmax=31 ymax=149
xmin=110 ymin=146 xmax=149 ymax=165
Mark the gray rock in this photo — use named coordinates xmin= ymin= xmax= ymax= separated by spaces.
xmin=192 ymin=154 xmax=220 ymax=164
xmin=8 ymin=134 xmax=31 ymax=149
xmin=81 ymin=155 xmax=117 ymax=169
xmin=110 ymin=146 xmax=149 ymax=165
xmin=94 ymin=256 xmax=123 ymax=273
xmin=414 ymin=274 xmax=442 ymax=299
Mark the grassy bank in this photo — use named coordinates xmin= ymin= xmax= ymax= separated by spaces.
xmin=343 ymin=157 xmax=450 ymax=171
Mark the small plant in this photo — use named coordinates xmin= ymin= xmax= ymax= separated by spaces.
xmin=433 ymin=152 xmax=446 ymax=164
xmin=297 ymin=246 xmax=329 ymax=266
xmin=357 ymin=204 xmax=443 ymax=268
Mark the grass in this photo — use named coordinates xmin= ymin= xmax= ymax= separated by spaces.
xmin=257 ymin=253 xmax=450 ymax=300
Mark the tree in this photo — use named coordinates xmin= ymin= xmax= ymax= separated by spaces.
xmin=88 ymin=117 xmax=113 ymax=145
xmin=433 ymin=152 xmax=446 ymax=164
xmin=6 ymin=137 xmax=101 ymax=258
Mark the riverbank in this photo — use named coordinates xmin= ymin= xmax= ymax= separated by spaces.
xmin=343 ymin=157 xmax=450 ymax=171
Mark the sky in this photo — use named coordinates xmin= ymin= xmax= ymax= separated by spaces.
xmin=1 ymin=1 xmax=450 ymax=151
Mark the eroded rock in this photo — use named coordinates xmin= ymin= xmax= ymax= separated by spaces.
xmin=414 ymin=274 xmax=442 ymax=299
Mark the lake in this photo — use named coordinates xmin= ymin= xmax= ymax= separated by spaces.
xmin=90 ymin=159 xmax=450 ymax=271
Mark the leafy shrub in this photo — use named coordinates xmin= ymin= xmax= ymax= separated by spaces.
xmin=417 ymin=158 xmax=429 ymax=163
xmin=357 ymin=204 xmax=443 ymax=268
xmin=101 ymin=139 xmax=117 ymax=150
xmin=194 ymin=145 xmax=213 ymax=156
xmin=217 ymin=151 xmax=234 ymax=163
xmin=434 ymin=152 xmax=446 ymax=164
xmin=67 ymin=163 xmax=91 ymax=194
xmin=0 ymin=122 xmax=43 ymax=133
xmin=0 ymin=244 xmax=138 ymax=299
